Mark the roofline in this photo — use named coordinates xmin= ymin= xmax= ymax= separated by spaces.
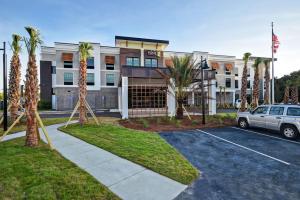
xmin=115 ymin=36 xmax=169 ymax=45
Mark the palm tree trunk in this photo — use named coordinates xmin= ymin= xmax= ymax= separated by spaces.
xmin=283 ymin=86 xmax=289 ymax=104
xmin=264 ymin=66 xmax=270 ymax=104
xmin=252 ymin=69 xmax=259 ymax=108
xmin=240 ymin=66 xmax=248 ymax=111
xmin=79 ymin=60 xmax=87 ymax=125
xmin=291 ymin=86 xmax=298 ymax=104
xmin=176 ymin=99 xmax=183 ymax=119
xmin=9 ymin=54 xmax=21 ymax=121
xmin=25 ymin=55 xmax=39 ymax=147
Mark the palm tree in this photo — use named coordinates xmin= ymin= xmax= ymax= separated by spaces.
xmin=78 ymin=42 xmax=93 ymax=125
xmin=8 ymin=34 xmax=22 ymax=121
xmin=24 ymin=27 xmax=42 ymax=147
xmin=290 ymin=85 xmax=299 ymax=104
xmin=263 ymin=60 xmax=270 ymax=104
xmin=240 ymin=52 xmax=252 ymax=111
xmin=157 ymin=55 xmax=199 ymax=119
xmin=251 ymin=57 xmax=262 ymax=108
xmin=283 ymin=80 xmax=291 ymax=104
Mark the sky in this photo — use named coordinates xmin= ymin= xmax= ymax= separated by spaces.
xmin=0 ymin=0 xmax=300 ymax=90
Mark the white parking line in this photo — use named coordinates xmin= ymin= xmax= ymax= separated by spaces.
xmin=196 ymin=129 xmax=290 ymax=165
xmin=231 ymin=127 xmax=300 ymax=145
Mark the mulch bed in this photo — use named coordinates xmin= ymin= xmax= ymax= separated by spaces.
xmin=119 ymin=115 xmax=236 ymax=132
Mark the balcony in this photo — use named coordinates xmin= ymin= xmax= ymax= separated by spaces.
xmin=121 ymin=65 xmax=170 ymax=78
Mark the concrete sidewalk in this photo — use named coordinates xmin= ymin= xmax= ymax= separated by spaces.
xmin=2 ymin=123 xmax=187 ymax=200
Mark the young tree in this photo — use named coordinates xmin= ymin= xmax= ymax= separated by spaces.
xmin=8 ymin=34 xmax=22 ymax=121
xmin=24 ymin=27 xmax=42 ymax=147
xmin=157 ymin=55 xmax=200 ymax=119
xmin=78 ymin=43 xmax=93 ymax=125
xmin=240 ymin=52 xmax=252 ymax=111
xmin=263 ymin=60 xmax=270 ymax=104
xmin=251 ymin=57 xmax=262 ymax=108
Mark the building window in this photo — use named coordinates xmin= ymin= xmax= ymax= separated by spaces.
xmin=235 ymin=69 xmax=238 ymax=76
xmin=226 ymin=78 xmax=231 ymax=88
xmin=247 ymin=68 xmax=250 ymax=77
xmin=87 ymin=73 xmax=95 ymax=85
xmin=51 ymin=66 xmax=56 ymax=74
xmin=106 ymin=64 xmax=114 ymax=70
xmin=87 ymin=57 xmax=94 ymax=69
xmin=126 ymin=57 xmax=140 ymax=66
xmin=225 ymin=68 xmax=231 ymax=75
xmin=247 ymin=80 xmax=251 ymax=88
xmin=64 ymin=61 xmax=73 ymax=68
xmin=64 ymin=72 xmax=73 ymax=85
xmin=145 ymin=58 xmax=158 ymax=67
xmin=106 ymin=74 xmax=114 ymax=86
xmin=235 ymin=80 xmax=239 ymax=88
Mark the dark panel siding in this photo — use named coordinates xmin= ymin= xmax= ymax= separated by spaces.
xmin=40 ymin=61 xmax=52 ymax=103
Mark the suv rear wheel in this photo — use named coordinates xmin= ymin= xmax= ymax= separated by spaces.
xmin=238 ymin=118 xmax=249 ymax=129
xmin=281 ymin=125 xmax=299 ymax=139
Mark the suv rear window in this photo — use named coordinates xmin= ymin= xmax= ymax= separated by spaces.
xmin=287 ymin=107 xmax=300 ymax=116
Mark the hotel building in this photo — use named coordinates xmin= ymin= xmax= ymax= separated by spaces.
xmin=40 ymin=36 xmax=268 ymax=118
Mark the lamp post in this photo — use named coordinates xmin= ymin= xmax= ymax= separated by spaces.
xmin=200 ymin=56 xmax=209 ymax=124
xmin=1 ymin=42 xmax=7 ymax=131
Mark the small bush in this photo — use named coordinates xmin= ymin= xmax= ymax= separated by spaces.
xmin=38 ymin=100 xmax=52 ymax=110
xmin=191 ymin=120 xmax=198 ymax=126
xmin=138 ymin=118 xmax=149 ymax=128
xmin=175 ymin=119 xmax=181 ymax=128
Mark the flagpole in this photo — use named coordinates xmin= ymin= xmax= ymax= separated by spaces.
xmin=271 ymin=22 xmax=275 ymax=104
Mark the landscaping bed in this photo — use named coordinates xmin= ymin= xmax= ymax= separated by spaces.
xmin=0 ymin=137 xmax=119 ymax=200
xmin=119 ymin=114 xmax=236 ymax=132
xmin=59 ymin=123 xmax=199 ymax=185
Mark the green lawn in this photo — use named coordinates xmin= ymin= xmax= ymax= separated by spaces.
xmin=60 ymin=123 xmax=199 ymax=185
xmin=0 ymin=137 xmax=119 ymax=200
xmin=0 ymin=117 xmax=71 ymax=136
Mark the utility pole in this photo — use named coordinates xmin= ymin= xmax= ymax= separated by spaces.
xmin=1 ymin=42 xmax=7 ymax=131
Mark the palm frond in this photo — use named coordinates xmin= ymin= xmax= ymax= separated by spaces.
xmin=24 ymin=26 xmax=42 ymax=55
xmin=253 ymin=57 xmax=263 ymax=69
xmin=9 ymin=34 xmax=22 ymax=54
xmin=79 ymin=42 xmax=93 ymax=61
xmin=243 ymin=52 xmax=252 ymax=62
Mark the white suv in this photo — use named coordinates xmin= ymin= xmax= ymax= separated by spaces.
xmin=237 ymin=105 xmax=300 ymax=139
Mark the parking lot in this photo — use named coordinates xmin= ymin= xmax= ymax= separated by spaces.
xmin=160 ymin=127 xmax=300 ymax=200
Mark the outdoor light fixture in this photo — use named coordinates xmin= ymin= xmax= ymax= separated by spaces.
xmin=200 ymin=56 xmax=209 ymax=125
xmin=0 ymin=42 xmax=7 ymax=131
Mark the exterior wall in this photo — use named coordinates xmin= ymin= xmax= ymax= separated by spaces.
xmin=55 ymin=48 xmax=79 ymax=87
xmin=100 ymin=51 xmax=120 ymax=88
xmin=120 ymin=48 xmax=141 ymax=66
xmin=53 ymin=87 xmax=118 ymax=110
xmin=40 ymin=61 xmax=52 ymax=102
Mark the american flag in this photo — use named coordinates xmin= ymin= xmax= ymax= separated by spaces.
xmin=272 ymin=33 xmax=280 ymax=53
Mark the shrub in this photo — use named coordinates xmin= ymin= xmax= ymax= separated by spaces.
xmin=138 ymin=118 xmax=149 ymax=128
xmin=191 ymin=120 xmax=198 ymax=126
xmin=38 ymin=100 xmax=52 ymax=110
